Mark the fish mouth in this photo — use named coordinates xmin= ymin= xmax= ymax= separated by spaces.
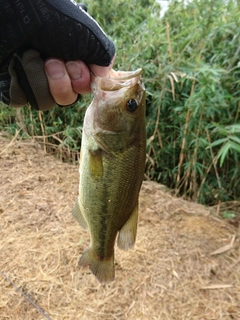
xmin=91 ymin=68 xmax=143 ymax=93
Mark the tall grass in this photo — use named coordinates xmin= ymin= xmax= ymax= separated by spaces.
xmin=0 ymin=0 xmax=239 ymax=204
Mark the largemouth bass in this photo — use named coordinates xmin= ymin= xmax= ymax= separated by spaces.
xmin=73 ymin=68 xmax=146 ymax=283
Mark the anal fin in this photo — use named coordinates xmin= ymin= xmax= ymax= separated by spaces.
xmin=72 ymin=199 xmax=88 ymax=230
xmin=117 ymin=201 xmax=138 ymax=250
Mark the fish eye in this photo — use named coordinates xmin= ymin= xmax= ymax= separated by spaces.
xmin=126 ymin=99 xmax=138 ymax=112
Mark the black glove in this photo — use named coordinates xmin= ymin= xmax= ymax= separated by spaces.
xmin=0 ymin=0 xmax=115 ymax=110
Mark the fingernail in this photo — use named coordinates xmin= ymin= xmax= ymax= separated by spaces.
xmin=66 ymin=61 xmax=82 ymax=80
xmin=45 ymin=59 xmax=65 ymax=79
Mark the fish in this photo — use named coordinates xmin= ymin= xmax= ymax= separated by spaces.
xmin=72 ymin=68 xmax=146 ymax=283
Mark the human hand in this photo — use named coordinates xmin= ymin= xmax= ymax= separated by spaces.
xmin=44 ymin=54 xmax=116 ymax=107
xmin=0 ymin=0 xmax=116 ymax=110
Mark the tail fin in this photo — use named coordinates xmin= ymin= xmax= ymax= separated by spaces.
xmin=79 ymin=248 xmax=115 ymax=284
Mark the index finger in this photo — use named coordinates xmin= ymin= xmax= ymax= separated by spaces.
xmin=89 ymin=54 xmax=116 ymax=77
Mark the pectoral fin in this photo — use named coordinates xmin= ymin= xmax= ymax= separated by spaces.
xmin=117 ymin=201 xmax=138 ymax=250
xmin=89 ymin=148 xmax=103 ymax=179
xmin=72 ymin=199 xmax=88 ymax=230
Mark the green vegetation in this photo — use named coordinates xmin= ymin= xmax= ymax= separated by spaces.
xmin=0 ymin=0 xmax=239 ymax=205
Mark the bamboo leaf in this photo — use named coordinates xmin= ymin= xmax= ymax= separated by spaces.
xmin=229 ymin=135 xmax=240 ymax=145
xmin=207 ymin=138 xmax=228 ymax=148
xmin=229 ymin=141 xmax=240 ymax=153
xmin=226 ymin=124 xmax=240 ymax=134
xmin=218 ymin=144 xmax=231 ymax=167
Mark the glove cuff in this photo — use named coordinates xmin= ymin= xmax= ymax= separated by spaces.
xmin=8 ymin=50 xmax=56 ymax=110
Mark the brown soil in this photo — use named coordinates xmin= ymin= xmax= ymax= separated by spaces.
xmin=0 ymin=135 xmax=239 ymax=320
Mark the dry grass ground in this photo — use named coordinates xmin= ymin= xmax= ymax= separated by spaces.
xmin=0 ymin=134 xmax=240 ymax=320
